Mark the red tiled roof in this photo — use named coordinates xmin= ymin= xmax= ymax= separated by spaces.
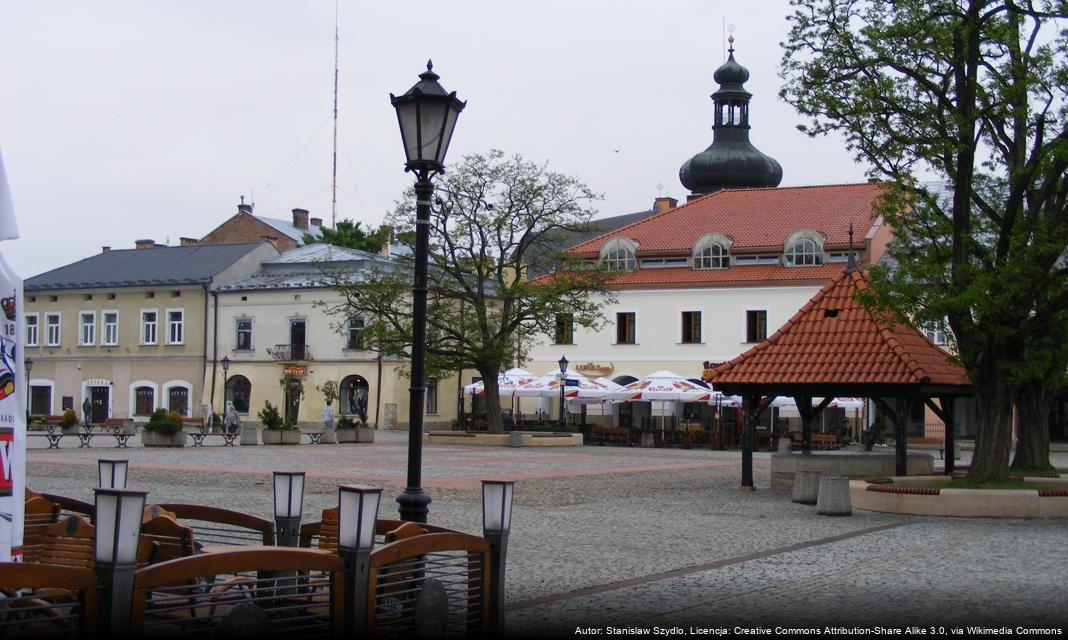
xmin=570 ymin=182 xmax=884 ymax=257
xmin=705 ymin=268 xmax=972 ymax=388
xmin=604 ymin=263 xmax=845 ymax=288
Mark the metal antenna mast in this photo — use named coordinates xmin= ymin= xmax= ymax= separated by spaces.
xmin=330 ymin=0 xmax=340 ymax=230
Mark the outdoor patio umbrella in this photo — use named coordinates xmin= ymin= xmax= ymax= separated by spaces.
xmin=514 ymin=369 xmax=614 ymax=400
xmin=463 ymin=368 xmax=536 ymax=396
xmin=605 ymin=370 xmax=719 ymax=403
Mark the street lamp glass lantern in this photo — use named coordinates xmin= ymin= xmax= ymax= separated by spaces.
xmin=558 ymin=356 xmax=568 ymax=375
xmin=391 ymin=61 xmax=466 ymax=172
xmin=94 ymin=488 xmax=147 ymax=565
xmin=24 ymin=358 xmax=32 ymax=377
xmin=273 ymin=471 xmax=305 ymax=520
xmin=338 ymin=484 xmax=382 ymax=551
xmin=98 ymin=459 xmax=129 ymax=489
xmin=481 ymin=480 xmax=515 ymax=534
xmin=221 ymin=356 xmax=231 ymax=375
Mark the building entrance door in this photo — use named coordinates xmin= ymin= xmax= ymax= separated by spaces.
xmin=90 ymin=386 xmax=109 ymax=423
xmin=290 ymin=320 xmax=306 ymax=361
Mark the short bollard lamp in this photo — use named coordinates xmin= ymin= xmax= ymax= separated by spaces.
xmin=391 ymin=61 xmax=465 ymax=524
xmin=94 ymin=487 xmax=147 ymax=639
xmin=98 ymin=459 xmax=129 ymax=489
xmin=338 ymin=484 xmax=382 ymax=635
xmin=482 ymin=480 xmax=515 ymax=637
xmin=558 ymin=356 xmax=569 ymax=428
xmin=273 ymin=471 xmax=305 ymax=547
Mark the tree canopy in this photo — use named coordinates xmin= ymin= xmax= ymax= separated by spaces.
xmin=321 ymin=150 xmax=617 ymax=432
xmin=781 ymin=0 xmax=1068 ymax=480
xmin=303 ymin=219 xmax=388 ymax=253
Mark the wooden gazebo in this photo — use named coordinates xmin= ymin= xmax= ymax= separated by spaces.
xmin=705 ymin=258 xmax=973 ymax=489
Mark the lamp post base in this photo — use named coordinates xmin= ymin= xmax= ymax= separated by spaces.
xmin=396 ymin=487 xmax=431 ymax=524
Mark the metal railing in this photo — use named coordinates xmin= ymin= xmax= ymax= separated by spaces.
xmin=266 ymin=344 xmax=312 ymax=362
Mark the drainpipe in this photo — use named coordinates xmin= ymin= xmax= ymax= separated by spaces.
xmin=374 ymin=350 xmax=383 ymax=429
xmin=208 ymin=289 xmax=219 ymax=416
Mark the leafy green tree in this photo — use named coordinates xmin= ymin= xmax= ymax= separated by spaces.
xmin=321 ymin=150 xmax=617 ymax=433
xmin=303 ymin=219 xmax=388 ymax=253
xmin=781 ymin=0 xmax=1068 ymax=480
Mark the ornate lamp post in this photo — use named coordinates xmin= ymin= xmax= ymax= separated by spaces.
xmin=558 ymin=356 xmax=569 ymax=428
xmin=23 ymin=357 xmax=32 ymax=418
xmin=390 ymin=61 xmax=465 ymax=523
xmin=272 ymin=470 xmax=305 ymax=547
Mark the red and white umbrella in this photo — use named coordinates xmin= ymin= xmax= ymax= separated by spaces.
xmin=514 ymin=369 xmax=615 ymax=400
xmin=463 ymin=368 xmax=536 ymax=396
xmin=606 ymin=370 xmax=718 ymax=402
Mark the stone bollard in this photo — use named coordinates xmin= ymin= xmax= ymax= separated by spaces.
xmin=640 ymin=432 xmax=656 ymax=448
xmin=507 ymin=431 xmax=523 ymax=448
xmin=777 ymin=437 xmax=792 ymax=453
xmin=816 ymin=475 xmax=852 ymax=516
xmin=792 ymin=470 xmax=821 ymax=505
xmin=240 ymin=424 xmax=259 ymax=446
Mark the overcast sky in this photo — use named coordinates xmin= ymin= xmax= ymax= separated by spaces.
xmin=0 ymin=1 xmax=869 ymax=278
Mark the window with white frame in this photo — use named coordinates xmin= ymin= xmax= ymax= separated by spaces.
xmin=45 ymin=313 xmax=61 ymax=346
xmin=141 ymin=310 xmax=158 ymax=345
xmin=784 ymin=230 xmax=825 ymax=267
xmin=693 ymin=233 xmax=732 ymax=269
xmin=923 ymin=321 xmax=948 ymax=345
xmin=167 ymin=309 xmax=184 ymax=344
xmin=346 ymin=317 xmax=366 ymax=350
xmin=103 ymin=311 xmax=118 ymax=345
xmin=236 ymin=319 xmax=253 ymax=350
xmin=79 ymin=312 xmax=95 ymax=345
xmin=600 ymin=238 xmax=638 ymax=271
xmin=25 ymin=314 xmax=38 ymax=346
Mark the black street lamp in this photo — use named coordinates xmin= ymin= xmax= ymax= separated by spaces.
xmin=23 ymin=357 xmax=32 ymax=417
xmin=558 ymin=356 xmax=569 ymax=428
xmin=391 ymin=61 xmax=465 ymax=523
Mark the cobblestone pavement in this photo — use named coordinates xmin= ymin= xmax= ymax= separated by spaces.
xmin=25 ymin=432 xmax=1068 ymax=635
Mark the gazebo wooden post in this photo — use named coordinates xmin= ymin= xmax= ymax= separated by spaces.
xmin=894 ymin=396 xmax=915 ymax=476
xmin=941 ymin=396 xmax=956 ymax=475
xmin=796 ymin=395 xmax=813 ymax=453
xmin=740 ymin=394 xmax=756 ymax=490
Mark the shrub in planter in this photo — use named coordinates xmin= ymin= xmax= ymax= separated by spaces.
xmin=145 ymin=408 xmax=183 ymax=435
xmin=258 ymin=401 xmax=284 ymax=430
xmin=59 ymin=409 xmax=79 ymax=429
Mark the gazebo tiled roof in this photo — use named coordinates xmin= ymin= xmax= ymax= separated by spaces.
xmin=706 ymin=267 xmax=972 ymax=391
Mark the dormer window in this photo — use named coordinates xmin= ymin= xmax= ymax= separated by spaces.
xmin=784 ymin=230 xmax=825 ymax=267
xmin=600 ymin=238 xmax=638 ymax=271
xmin=693 ymin=233 xmax=733 ymax=269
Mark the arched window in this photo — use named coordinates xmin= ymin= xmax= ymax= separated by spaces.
xmin=784 ymin=230 xmax=825 ymax=267
xmin=600 ymin=238 xmax=637 ymax=271
xmin=693 ymin=233 xmax=732 ymax=269
xmin=340 ymin=375 xmax=370 ymax=419
xmin=134 ymin=386 xmax=155 ymax=417
xmin=225 ymin=375 xmax=252 ymax=414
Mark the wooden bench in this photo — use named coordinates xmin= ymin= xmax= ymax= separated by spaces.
xmin=72 ymin=431 xmax=135 ymax=448
xmin=189 ymin=432 xmax=238 ymax=447
xmin=587 ymin=426 xmax=633 ymax=446
xmin=28 ymin=432 xmax=64 ymax=448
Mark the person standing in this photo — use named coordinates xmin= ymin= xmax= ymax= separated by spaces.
xmin=224 ymin=403 xmax=240 ymax=435
xmin=81 ymin=397 xmax=91 ymax=427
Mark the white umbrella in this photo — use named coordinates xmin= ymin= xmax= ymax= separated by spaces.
xmin=606 ymin=370 xmax=717 ymax=402
xmin=514 ymin=369 xmax=614 ymax=400
xmin=463 ymin=367 xmax=536 ymax=396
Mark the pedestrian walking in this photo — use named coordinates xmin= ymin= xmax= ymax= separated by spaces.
xmin=321 ymin=403 xmax=334 ymax=429
xmin=81 ymin=397 xmax=91 ymax=427
xmin=224 ymin=403 xmax=240 ymax=434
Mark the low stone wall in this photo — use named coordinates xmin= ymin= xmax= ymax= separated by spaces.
xmin=424 ymin=431 xmax=583 ymax=447
xmin=851 ymin=477 xmax=1068 ymax=518
xmin=771 ymin=451 xmax=934 ymax=489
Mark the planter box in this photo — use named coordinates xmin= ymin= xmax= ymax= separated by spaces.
xmin=142 ymin=430 xmax=187 ymax=448
xmin=319 ymin=429 xmax=337 ymax=444
xmin=262 ymin=429 xmax=300 ymax=445
xmin=336 ymin=429 xmax=357 ymax=443
xmin=239 ymin=424 xmax=259 ymax=446
xmin=356 ymin=426 xmax=375 ymax=443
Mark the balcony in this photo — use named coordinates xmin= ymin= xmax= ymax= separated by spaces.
xmin=267 ymin=344 xmax=312 ymax=362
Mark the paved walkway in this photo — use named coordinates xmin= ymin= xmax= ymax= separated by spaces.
xmin=25 ymin=431 xmax=1068 ymax=635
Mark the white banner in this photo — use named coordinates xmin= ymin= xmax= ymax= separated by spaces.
xmin=0 ymin=252 xmax=25 ymax=561
xmin=0 ymin=151 xmax=19 ymax=241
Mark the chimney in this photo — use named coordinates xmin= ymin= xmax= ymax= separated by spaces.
xmin=179 ymin=237 xmax=198 ymax=247
xmin=653 ymin=196 xmax=678 ymax=214
xmin=237 ymin=195 xmax=253 ymax=215
xmin=292 ymin=208 xmax=309 ymax=230
xmin=135 ymin=239 xmax=155 ymax=249
xmin=310 ymin=217 xmax=323 ymax=228
xmin=101 ymin=246 xmax=111 ymax=253
xmin=867 ymin=177 xmax=882 ymax=184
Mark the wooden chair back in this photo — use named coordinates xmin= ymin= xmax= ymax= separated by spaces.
xmin=23 ymin=496 xmax=60 ymax=563
xmin=38 ymin=516 xmax=95 ymax=569
xmin=142 ymin=504 xmax=177 ymax=523
xmin=139 ymin=514 xmax=196 ymax=565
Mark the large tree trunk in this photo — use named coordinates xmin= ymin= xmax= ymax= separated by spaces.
xmin=479 ymin=368 xmax=505 ymax=434
xmin=966 ymin=376 xmax=1014 ymax=481
xmin=1011 ymin=388 xmax=1054 ymax=472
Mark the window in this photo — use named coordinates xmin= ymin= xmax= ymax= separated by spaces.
xmin=30 ymin=385 xmax=51 ymax=415
xmin=347 ymin=317 xmax=366 ymax=350
xmin=426 ymin=379 xmax=438 ymax=415
xmin=693 ymin=233 xmax=732 ymax=269
xmin=167 ymin=309 xmax=184 ymax=344
xmin=746 ymin=310 xmax=768 ymax=343
xmin=236 ymin=319 xmax=253 ymax=350
xmin=168 ymin=386 xmax=189 ymax=416
xmin=784 ymin=230 xmax=825 ymax=267
xmin=134 ymin=386 xmax=155 ymax=416
xmin=225 ymin=375 xmax=252 ymax=414
xmin=616 ymin=312 xmax=636 ymax=344
xmin=79 ymin=312 xmax=95 ymax=345
xmin=103 ymin=312 xmax=118 ymax=345
xmin=141 ymin=310 xmax=157 ymax=345
xmin=600 ymin=238 xmax=638 ymax=271
xmin=682 ymin=311 xmax=702 ymax=343
xmin=45 ymin=313 xmax=61 ymax=346
xmin=25 ymin=314 xmax=38 ymax=346
xmin=554 ymin=314 xmax=574 ymax=345
xmin=923 ymin=321 xmax=948 ymax=346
